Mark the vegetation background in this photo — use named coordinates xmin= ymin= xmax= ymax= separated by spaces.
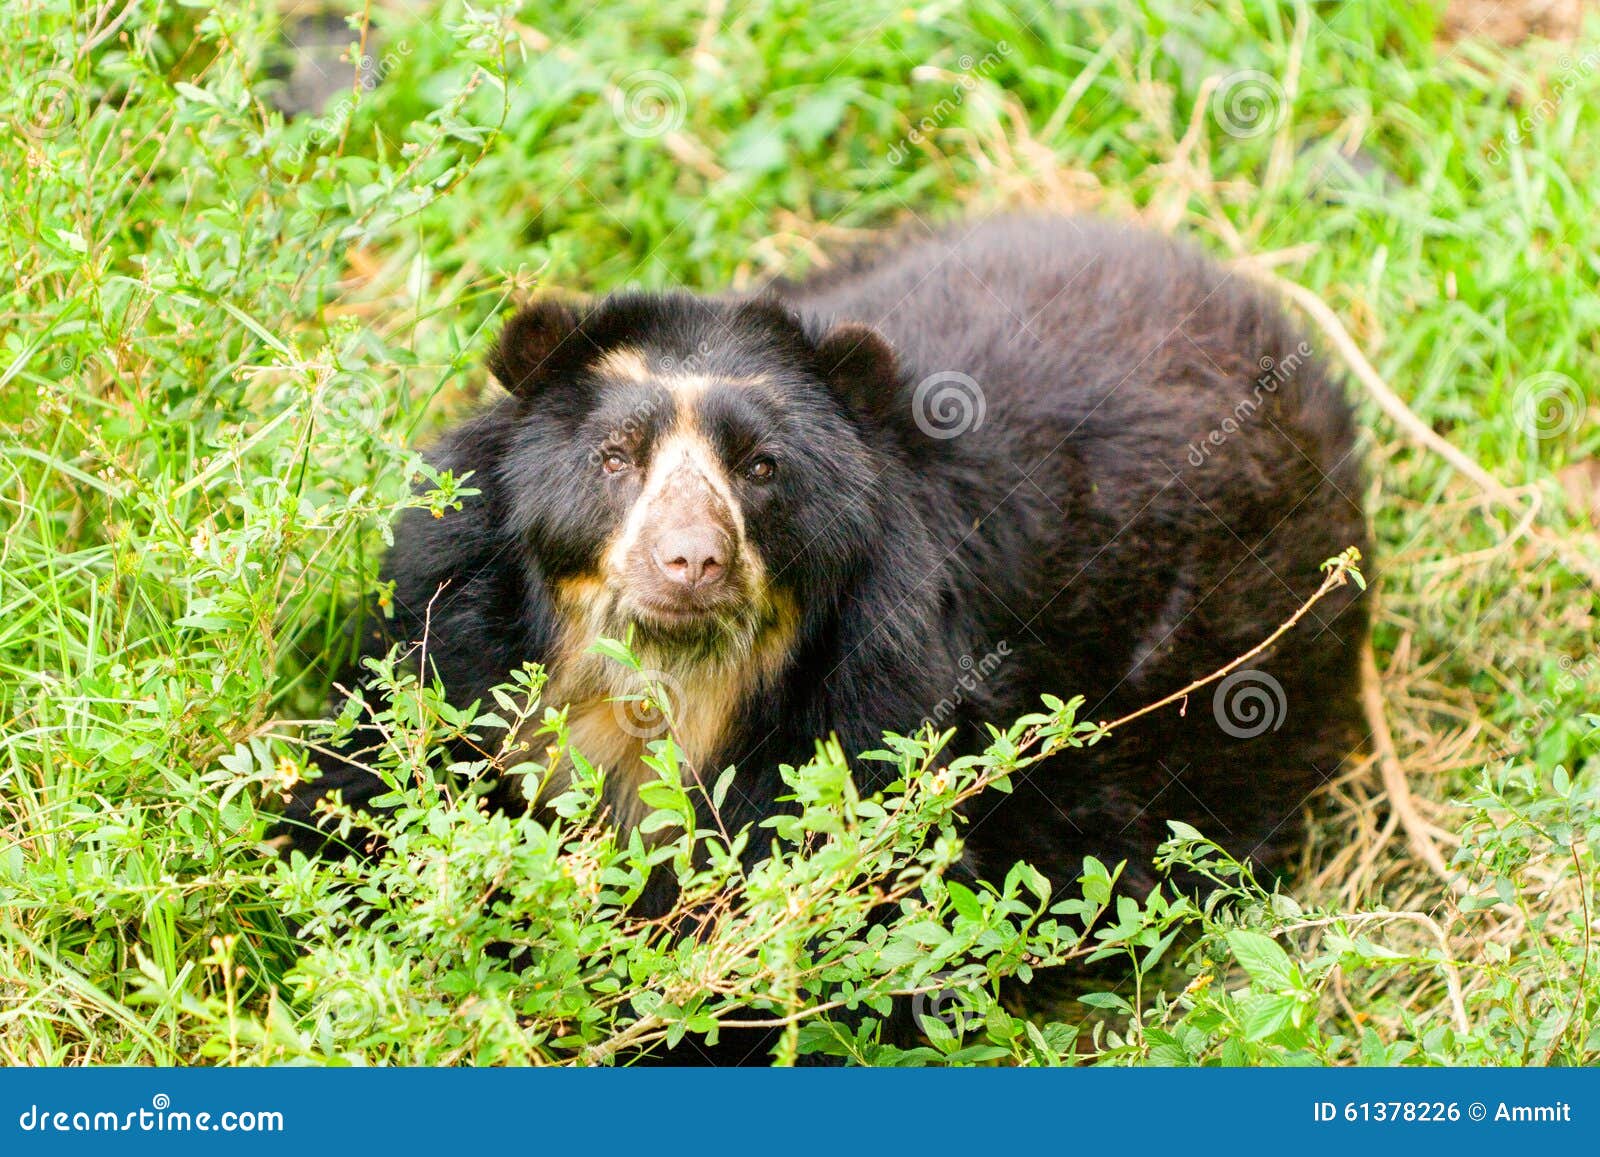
xmin=1 ymin=0 xmax=1596 ymax=1065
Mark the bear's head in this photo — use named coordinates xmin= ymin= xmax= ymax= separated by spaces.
xmin=485 ymin=292 xmax=919 ymax=758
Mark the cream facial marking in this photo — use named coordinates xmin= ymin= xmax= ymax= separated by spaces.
xmin=602 ymin=427 xmax=757 ymax=587
xmin=511 ymin=399 xmax=794 ymax=833
xmin=593 ymin=347 xmax=651 ymax=382
xmin=518 ymin=579 xmax=799 ymax=833
xmin=593 ymin=345 xmax=768 ymax=404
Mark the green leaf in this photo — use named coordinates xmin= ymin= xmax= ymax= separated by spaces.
xmin=786 ymin=88 xmax=850 ymax=149
xmin=1227 ymin=930 xmax=1298 ymax=991
xmin=1242 ymin=994 xmax=1300 ymax=1041
xmin=946 ymin=880 xmax=982 ymax=921
xmin=712 ymin=764 xmax=738 ymax=811
xmin=1360 ymin=1026 xmax=1388 ymax=1066
xmin=588 ymin=636 xmax=641 ymax=670
xmin=1078 ymin=991 xmax=1131 ymax=1012
xmin=724 ymin=118 xmax=789 ymax=173
xmin=173 ymin=81 xmax=218 ymax=107
xmin=1079 ymin=856 xmax=1112 ymax=906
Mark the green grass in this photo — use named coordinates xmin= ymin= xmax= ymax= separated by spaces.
xmin=1 ymin=0 xmax=1596 ymax=1065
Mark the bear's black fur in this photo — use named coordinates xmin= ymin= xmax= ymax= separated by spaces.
xmin=281 ymin=215 xmax=1369 ymax=907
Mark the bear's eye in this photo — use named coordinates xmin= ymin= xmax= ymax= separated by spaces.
xmin=744 ymin=456 xmax=776 ymax=482
xmin=600 ymin=449 xmax=632 ymax=475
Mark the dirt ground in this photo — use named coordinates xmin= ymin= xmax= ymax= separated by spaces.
xmin=1442 ymin=0 xmax=1591 ymax=43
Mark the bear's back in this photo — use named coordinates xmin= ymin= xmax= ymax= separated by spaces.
xmin=777 ymin=215 xmax=1359 ymax=521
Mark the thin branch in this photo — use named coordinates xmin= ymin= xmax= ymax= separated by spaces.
xmin=1097 ymin=552 xmax=1359 ymax=736
xmin=80 ymin=0 xmax=139 ymax=56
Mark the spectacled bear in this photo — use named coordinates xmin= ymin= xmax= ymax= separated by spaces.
xmin=279 ymin=215 xmax=1369 ymax=904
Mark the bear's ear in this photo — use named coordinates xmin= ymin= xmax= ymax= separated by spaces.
xmin=815 ymin=323 xmax=902 ymax=425
xmin=488 ymin=300 xmax=585 ymax=397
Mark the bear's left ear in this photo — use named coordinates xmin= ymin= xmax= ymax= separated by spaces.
xmin=488 ymin=300 xmax=585 ymax=398
xmin=815 ymin=323 xmax=902 ymax=425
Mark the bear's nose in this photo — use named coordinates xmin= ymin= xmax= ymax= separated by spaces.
xmin=652 ymin=526 xmax=728 ymax=589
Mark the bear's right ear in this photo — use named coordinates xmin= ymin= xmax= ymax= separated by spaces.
xmin=815 ymin=322 xmax=903 ymax=426
xmin=488 ymin=300 xmax=585 ymax=397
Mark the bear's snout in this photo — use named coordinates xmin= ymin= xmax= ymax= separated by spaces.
xmin=614 ymin=440 xmax=748 ymax=626
xmin=651 ymin=523 xmax=729 ymax=590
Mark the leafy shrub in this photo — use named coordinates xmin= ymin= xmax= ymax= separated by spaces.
xmin=191 ymin=658 xmax=1122 ymax=1065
